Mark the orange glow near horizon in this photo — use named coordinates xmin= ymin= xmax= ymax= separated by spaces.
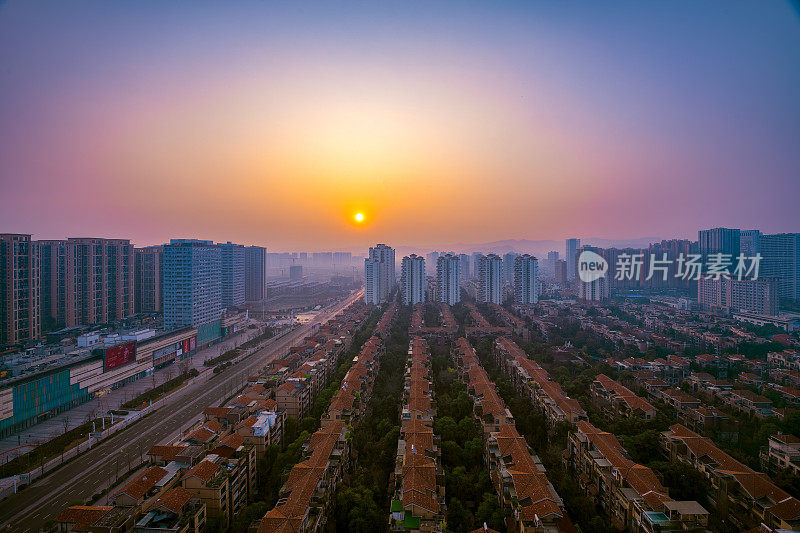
xmin=1 ymin=3 xmax=798 ymax=250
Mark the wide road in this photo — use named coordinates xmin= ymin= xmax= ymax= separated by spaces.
xmin=0 ymin=290 xmax=363 ymax=532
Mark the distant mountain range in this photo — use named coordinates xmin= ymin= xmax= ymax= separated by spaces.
xmin=393 ymin=237 xmax=663 ymax=258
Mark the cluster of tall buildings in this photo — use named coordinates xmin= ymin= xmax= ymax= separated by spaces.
xmin=364 ymin=243 xmax=539 ymax=308
xmin=145 ymin=240 xmax=267 ymax=330
xmin=0 ymin=234 xmax=268 ymax=347
xmin=695 ymin=228 xmax=799 ymax=316
xmin=556 ymin=228 xmax=799 ymax=314
xmin=364 ymin=244 xmax=395 ymax=305
xmin=266 ymin=251 xmax=357 ymax=273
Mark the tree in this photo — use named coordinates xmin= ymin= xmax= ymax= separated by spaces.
xmin=774 ymin=467 xmax=800 ymax=499
xmin=334 ymin=486 xmax=383 ymax=532
xmin=445 ymin=497 xmax=474 ymax=533
xmin=650 ymin=460 xmax=711 ymax=504
xmin=435 ymin=416 xmax=459 ymax=443
xmin=622 ymin=430 xmax=661 ymax=464
xmin=231 ymin=502 xmax=269 ymax=533
xmin=474 ymin=493 xmax=504 ymax=531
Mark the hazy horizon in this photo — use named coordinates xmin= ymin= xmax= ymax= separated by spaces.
xmin=2 ymin=1 xmax=799 ymax=249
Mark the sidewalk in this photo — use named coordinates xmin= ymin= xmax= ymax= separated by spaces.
xmin=0 ymin=323 xmax=267 ymax=463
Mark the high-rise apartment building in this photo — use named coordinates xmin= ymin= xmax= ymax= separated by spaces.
xmin=333 ymin=251 xmax=351 ymax=267
xmin=311 ymin=252 xmax=333 ymax=267
xmin=477 ymin=254 xmax=503 ymax=304
xmin=364 ymin=244 xmax=395 ymax=305
xmin=578 ymin=274 xmax=610 ymax=301
xmin=244 ymin=246 xmax=267 ymax=302
xmin=698 ymin=276 xmax=779 ymax=316
xmin=135 ymin=246 xmax=162 ymax=314
xmin=401 ymin=254 xmax=426 ymax=305
xmin=514 ymin=254 xmax=539 ymax=305
xmin=503 ymin=252 xmax=519 ymax=286
xmin=163 ymin=240 xmax=222 ymax=330
xmin=220 ymin=242 xmax=245 ymax=307
xmin=289 ymin=265 xmax=303 ymax=280
xmin=699 ymin=227 xmax=740 ymax=259
xmin=436 ymin=254 xmax=461 ymax=305
xmin=760 ymin=233 xmax=800 ymax=302
xmin=0 ymin=234 xmax=40 ymax=345
xmin=426 ymin=251 xmax=439 ymax=268
xmin=458 ymin=254 xmax=470 ymax=282
xmin=56 ymin=238 xmax=134 ymax=327
xmin=740 ymin=230 xmax=762 ymax=257
xmin=38 ymin=239 xmax=67 ymax=330
xmin=554 ymin=260 xmax=567 ymax=283
xmin=566 ymin=238 xmax=580 ymax=280
xmin=648 ymin=239 xmax=697 ymax=289
xmin=547 ymin=251 xmax=559 ymax=272
xmin=471 ymin=252 xmax=483 ymax=280
xmin=364 ymin=260 xmax=381 ymax=305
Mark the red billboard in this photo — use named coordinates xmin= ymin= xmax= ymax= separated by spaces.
xmin=105 ymin=341 xmax=136 ymax=371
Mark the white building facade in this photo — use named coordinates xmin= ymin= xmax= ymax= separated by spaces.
xmin=477 ymin=254 xmax=503 ymax=304
xmin=364 ymin=243 xmax=396 ymax=305
xmin=401 ymin=254 xmax=426 ymax=305
xmin=514 ymin=254 xmax=539 ymax=305
xmin=436 ymin=254 xmax=461 ymax=305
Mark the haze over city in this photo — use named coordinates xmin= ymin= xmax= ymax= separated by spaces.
xmin=1 ymin=1 xmax=799 ymax=250
xmin=3 ymin=3 xmax=800 ymax=533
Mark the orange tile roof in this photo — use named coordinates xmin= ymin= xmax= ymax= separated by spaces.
xmin=328 ymin=389 xmax=356 ymax=413
xmin=150 ymin=486 xmax=193 ymax=514
xmin=665 ymin=424 xmax=794 ymax=505
xmin=187 ymin=427 xmax=215 ymax=443
xmin=115 ymin=466 xmax=168 ymax=501
xmin=577 ymin=421 xmax=670 ymax=509
xmin=181 ymin=459 xmax=219 ymax=484
xmin=257 ymin=507 xmax=304 ymax=533
xmin=257 ymin=420 xmax=348 ymax=529
xmin=661 ymin=389 xmax=700 ymax=404
xmin=147 ymin=445 xmax=187 ymax=461
xmin=203 ymin=407 xmax=232 ymax=418
xmin=56 ymin=506 xmax=111 ymax=530
xmin=220 ymin=433 xmax=245 ymax=449
xmin=769 ymin=497 xmax=800 ymax=521
xmin=594 ymin=374 xmax=655 ymax=413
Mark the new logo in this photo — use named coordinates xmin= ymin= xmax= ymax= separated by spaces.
xmin=578 ymin=250 xmax=608 ymax=283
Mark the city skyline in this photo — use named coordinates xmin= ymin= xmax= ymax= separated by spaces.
xmin=4 ymin=3 xmax=800 ymax=532
xmin=1 ymin=1 xmax=799 ymax=249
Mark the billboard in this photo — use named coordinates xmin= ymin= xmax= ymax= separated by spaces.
xmin=104 ymin=341 xmax=136 ymax=371
xmin=181 ymin=337 xmax=194 ymax=354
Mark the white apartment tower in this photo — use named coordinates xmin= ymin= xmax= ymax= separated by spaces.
xmin=477 ymin=254 xmax=503 ymax=304
xmin=364 ymin=243 xmax=396 ymax=304
xmin=401 ymin=255 xmax=426 ymax=305
xmin=514 ymin=254 xmax=539 ymax=305
xmin=436 ymin=254 xmax=461 ymax=305
xmin=579 ymin=275 xmax=610 ymax=301
xmin=503 ymin=252 xmax=519 ymax=286
xmin=471 ymin=252 xmax=483 ymax=280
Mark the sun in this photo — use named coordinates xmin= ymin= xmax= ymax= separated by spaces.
xmin=354 ymin=212 xmax=365 ymax=223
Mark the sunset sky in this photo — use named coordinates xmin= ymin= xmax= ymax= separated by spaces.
xmin=1 ymin=1 xmax=798 ymax=251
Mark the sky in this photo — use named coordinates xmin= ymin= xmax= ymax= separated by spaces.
xmin=1 ymin=1 xmax=799 ymax=251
